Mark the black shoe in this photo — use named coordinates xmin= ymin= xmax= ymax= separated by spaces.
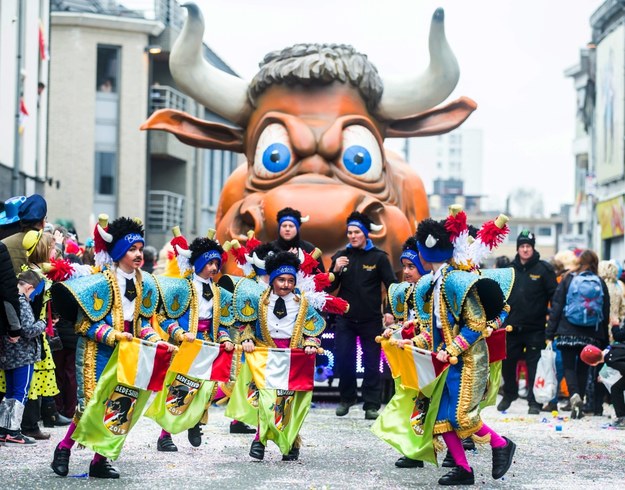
xmin=492 ymin=437 xmax=516 ymax=479
xmin=438 ymin=466 xmax=475 ymax=485
xmin=335 ymin=401 xmax=355 ymax=417
xmin=157 ymin=435 xmax=178 ymax=452
xmin=229 ymin=421 xmax=256 ymax=434
xmin=51 ymin=444 xmax=70 ymax=477
xmin=461 ymin=437 xmax=475 ymax=451
xmin=441 ymin=450 xmax=456 ymax=468
xmin=249 ymin=440 xmax=265 ymax=460
xmin=188 ymin=423 xmax=203 ymax=447
xmin=528 ymin=404 xmax=541 ymax=415
xmin=282 ymin=446 xmax=300 ymax=461
xmin=4 ymin=431 xmax=36 ymax=445
xmin=541 ymin=401 xmax=558 ymax=412
xmin=395 ymin=456 xmax=424 ymax=468
xmin=43 ymin=412 xmax=73 ymax=428
xmin=496 ymin=396 xmax=516 ymax=412
xmin=89 ymin=459 xmax=120 ymax=479
xmin=364 ymin=409 xmax=380 ymax=420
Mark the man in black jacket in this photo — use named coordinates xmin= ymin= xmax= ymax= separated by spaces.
xmin=499 ymin=230 xmax=557 ymax=414
xmin=329 ymin=212 xmax=397 ymax=420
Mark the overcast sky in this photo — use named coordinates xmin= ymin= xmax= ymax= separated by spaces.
xmin=191 ymin=0 xmax=603 ymax=214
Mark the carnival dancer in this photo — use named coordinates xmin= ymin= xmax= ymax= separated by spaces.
xmin=381 ymin=235 xmax=428 ymax=468
xmin=228 ymin=251 xmax=326 ymax=461
xmin=397 ymin=216 xmax=516 ymax=485
xmin=50 ymin=216 xmax=172 ymax=479
xmin=149 ymin=228 xmax=238 ymax=449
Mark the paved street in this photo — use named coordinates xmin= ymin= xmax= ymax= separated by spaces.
xmin=1 ymin=396 xmax=623 ymax=489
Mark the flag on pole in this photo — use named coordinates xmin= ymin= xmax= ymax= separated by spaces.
xmin=38 ymin=19 xmax=49 ymax=60
xmin=72 ymin=346 xmax=153 ymax=460
xmin=116 ymin=338 xmax=172 ymax=391
xmin=245 ymin=347 xmax=315 ymax=391
xmin=168 ymin=340 xmax=233 ymax=382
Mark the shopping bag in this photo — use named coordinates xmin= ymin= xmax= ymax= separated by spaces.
xmin=598 ymin=365 xmax=623 ymax=393
xmin=533 ymin=344 xmax=557 ymax=404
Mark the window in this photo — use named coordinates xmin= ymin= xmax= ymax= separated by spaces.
xmin=95 ymin=152 xmax=116 ymax=195
xmin=96 ymin=46 xmax=119 ymax=93
xmin=537 ymin=226 xmax=552 ymax=236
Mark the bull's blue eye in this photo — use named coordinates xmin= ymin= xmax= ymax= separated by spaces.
xmin=343 ymin=145 xmax=371 ymax=175
xmin=262 ymin=143 xmax=291 ymax=173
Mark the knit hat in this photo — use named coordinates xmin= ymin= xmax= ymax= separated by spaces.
xmin=189 ymin=237 xmax=224 ymax=274
xmin=580 ymin=344 xmax=603 ymax=366
xmin=516 ymin=230 xmax=535 ymax=249
xmin=106 ymin=217 xmax=145 ymax=262
xmin=265 ymin=251 xmax=300 ymax=285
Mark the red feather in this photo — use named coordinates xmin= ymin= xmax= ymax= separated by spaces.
xmin=167 ymin=250 xmax=175 ymax=260
xmin=300 ymin=251 xmax=319 ymax=275
xmin=323 ymin=295 xmax=349 ymax=315
xmin=46 ymin=258 xmax=74 ymax=282
xmin=477 ymin=221 xmax=509 ymax=249
xmin=231 ymin=246 xmax=248 ymax=266
xmin=170 ymin=236 xmax=189 ymax=257
xmin=245 ymin=235 xmax=262 ymax=252
xmin=221 ymin=251 xmax=229 ymax=265
xmin=444 ymin=211 xmax=468 ymax=240
xmin=313 ymin=272 xmax=332 ymax=291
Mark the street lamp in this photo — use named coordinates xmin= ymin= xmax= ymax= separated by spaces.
xmin=145 ymin=44 xmax=162 ymax=55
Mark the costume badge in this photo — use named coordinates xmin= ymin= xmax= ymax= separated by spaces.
xmin=247 ymin=380 xmax=259 ymax=408
xmin=410 ymin=394 xmax=429 ymax=436
xmin=166 ymin=374 xmax=201 ymax=415
xmin=104 ymin=385 xmax=139 ymax=435
xmin=273 ymin=390 xmax=295 ymax=431
xmin=241 ymin=300 xmax=255 ymax=317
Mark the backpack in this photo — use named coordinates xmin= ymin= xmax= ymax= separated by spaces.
xmin=563 ymin=271 xmax=604 ymax=327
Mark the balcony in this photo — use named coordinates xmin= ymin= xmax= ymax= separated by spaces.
xmin=148 ymin=190 xmax=185 ymax=232
xmin=148 ymin=85 xmax=194 ymax=162
xmin=149 ymin=85 xmax=187 ymax=113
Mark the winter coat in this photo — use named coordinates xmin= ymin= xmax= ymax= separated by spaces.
xmin=545 ymin=272 xmax=610 ymax=347
xmin=0 ymin=294 xmax=46 ymax=370
xmin=505 ymin=251 xmax=557 ymax=333
xmin=0 ymin=241 xmax=21 ymax=337
xmin=328 ymin=241 xmax=397 ymax=323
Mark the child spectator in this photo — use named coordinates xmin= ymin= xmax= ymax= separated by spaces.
xmin=0 ymin=270 xmax=47 ymax=444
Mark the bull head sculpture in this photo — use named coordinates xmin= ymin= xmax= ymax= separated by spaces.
xmin=141 ymin=3 xmax=476 ymax=272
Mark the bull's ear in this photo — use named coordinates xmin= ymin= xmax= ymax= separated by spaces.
xmin=384 ymin=96 xmax=477 ymax=138
xmin=140 ymin=109 xmax=244 ymax=152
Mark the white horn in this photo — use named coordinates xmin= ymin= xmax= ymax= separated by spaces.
xmin=252 ymin=252 xmax=266 ymax=270
xmin=370 ymin=223 xmax=383 ymax=232
xmin=176 ymin=245 xmax=192 ymax=258
xmin=97 ymin=224 xmax=113 ymax=243
xmin=377 ymin=8 xmax=460 ymax=120
xmin=300 ymin=215 xmax=310 ymax=223
xmin=425 ymin=234 xmax=438 ymax=248
xmin=170 ymin=3 xmax=252 ymax=125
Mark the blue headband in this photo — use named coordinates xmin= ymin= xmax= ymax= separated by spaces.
xmin=269 ymin=264 xmax=297 ymax=284
xmin=194 ymin=250 xmax=222 ymax=274
xmin=279 ymin=216 xmax=300 ymax=230
xmin=347 ymin=220 xmax=369 ymax=237
xmin=416 ymin=242 xmax=454 ymax=264
xmin=400 ymin=249 xmax=427 ymax=276
xmin=110 ymin=233 xmax=144 ymax=262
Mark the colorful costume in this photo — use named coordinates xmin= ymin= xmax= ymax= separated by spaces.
xmin=50 ymin=216 xmax=163 ymax=479
xmin=149 ymin=231 xmax=236 ymax=449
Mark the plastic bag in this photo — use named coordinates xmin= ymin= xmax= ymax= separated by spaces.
xmin=533 ymin=344 xmax=557 ymax=404
xmin=598 ymin=364 xmax=623 ymax=393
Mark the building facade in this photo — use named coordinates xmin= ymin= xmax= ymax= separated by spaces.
xmin=0 ymin=0 xmax=50 ymax=198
